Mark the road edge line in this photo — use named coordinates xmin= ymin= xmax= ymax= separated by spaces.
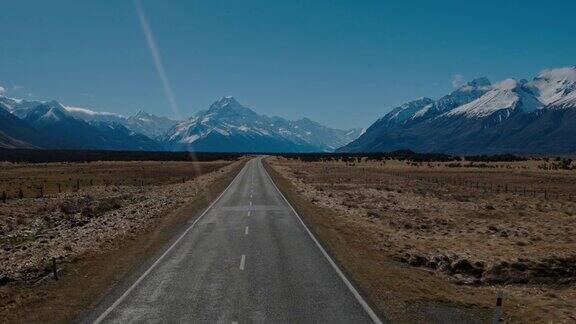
xmin=93 ymin=160 xmax=249 ymax=323
xmin=261 ymin=158 xmax=384 ymax=324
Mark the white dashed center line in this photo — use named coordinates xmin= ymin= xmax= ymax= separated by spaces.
xmin=245 ymin=226 xmax=249 ymax=235
xmin=239 ymin=255 xmax=246 ymax=271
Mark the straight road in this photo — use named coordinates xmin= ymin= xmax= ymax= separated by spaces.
xmin=85 ymin=157 xmax=382 ymax=323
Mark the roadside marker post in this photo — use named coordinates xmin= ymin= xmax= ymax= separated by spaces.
xmin=493 ymin=290 xmax=503 ymax=323
xmin=52 ymin=257 xmax=59 ymax=281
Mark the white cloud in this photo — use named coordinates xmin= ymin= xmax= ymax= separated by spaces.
xmin=451 ymin=74 xmax=464 ymax=88
xmin=0 ymin=86 xmax=5 ymax=95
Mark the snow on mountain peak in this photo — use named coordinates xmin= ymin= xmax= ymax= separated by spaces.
xmin=41 ymin=107 xmax=63 ymax=122
xmin=531 ymin=66 xmax=576 ymax=108
xmin=493 ymin=78 xmax=518 ymax=90
xmin=537 ymin=66 xmax=576 ymax=81
xmin=446 ymin=79 xmax=542 ymax=118
xmin=380 ymin=97 xmax=434 ymax=124
xmin=25 ymin=102 xmax=69 ymax=123
xmin=204 ymin=96 xmax=258 ymax=119
xmin=211 ymin=96 xmax=240 ymax=108
xmin=162 ymin=96 xmax=361 ymax=152
xmin=410 ymin=77 xmax=492 ymax=120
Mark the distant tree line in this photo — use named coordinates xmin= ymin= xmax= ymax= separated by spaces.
xmin=276 ymin=150 xmax=457 ymax=162
xmin=0 ymin=149 xmax=243 ymax=163
xmin=464 ymin=154 xmax=528 ymax=162
xmin=275 ymin=150 xmax=539 ymax=163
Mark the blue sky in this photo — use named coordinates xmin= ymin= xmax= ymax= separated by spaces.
xmin=1 ymin=0 xmax=575 ymax=129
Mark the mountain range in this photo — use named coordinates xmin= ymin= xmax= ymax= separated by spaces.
xmin=161 ymin=96 xmax=362 ymax=152
xmin=339 ymin=66 xmax=576 ymax=155
xmin=0 ymin=95 xmax=361 ymax=152
xmin=3 ymin=65 xmax=575 ymax=155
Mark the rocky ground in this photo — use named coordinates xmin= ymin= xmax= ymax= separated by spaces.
xmin=268 ymin=157 xmax=576 ymax=322
xmin=0 ymin=161 xmax=236 ymax=286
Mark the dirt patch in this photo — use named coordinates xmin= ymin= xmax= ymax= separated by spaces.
xmin=0 ymin=159 xmax=246 ymax=323
xmin=265 ymin=157 xmax=576 ymax=323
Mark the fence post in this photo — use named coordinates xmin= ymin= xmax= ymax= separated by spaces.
xmin=1 ymin=191 xmax=6 ymax=203
xmin=493 ymin=290 xmax=503 ymax=323
xmin=38 ymin=186 xmax=43 ymax=198
xmin=544 ymin=189 xmax=548 ymax=200
xmin=52 ymin=257 xmax=59 ymax=280
xmin=58 ymin=183 xmax=61 ymax=193
xmin=18 ymin=189 xmax=23 ymax=199
xmin=76 ymin=179 xmax=80 ymax=191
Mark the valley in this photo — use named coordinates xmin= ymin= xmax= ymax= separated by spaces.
xmin=2 ymin=2 xmax=574 ymax=322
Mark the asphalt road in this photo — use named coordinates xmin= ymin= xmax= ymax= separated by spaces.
xmin=85 ymin=157 xmax=382 ymax=324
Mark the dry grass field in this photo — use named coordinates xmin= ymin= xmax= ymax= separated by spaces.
xmin=0 ymin=160 xmax=230 ymax=199
xmin=0 ymin=159 xmax=244 ymax=322
xmin=266 ymin=156 xmax=576 ymax=323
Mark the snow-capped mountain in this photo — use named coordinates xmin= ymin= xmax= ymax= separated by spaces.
xmin=412 ymin=77 xmax=491 ymax=121
xmin=161 ymin=96 xmax=360 ymax=152
xmin=1 ymin=93 xmax=360 ymax=152
xmin=0 ymin=97 xmax=163 ymax=150
xmin=365 ymin=97 xmax=434 ymax=133
xmin=283 ymin=117 xmax=363 ymax=151
xmin=22 ymin=102 xmax=162 ymax=151
xmin=1 ymin=96 xmax=178 ymax=139
xmin=445 ymin=79 xmax=541 ymax=119
xmin=530 ymin=66 xmax=576 ymax=109
xmin=0 ymin=96 xmax=44 ymax=118
xmin=0 ymin=106 xmax=45 ymax=148
xmin=125 ymin=110 xmax=179 ymax=139
xmin=340 ymin=66 xmax=576 ymax=155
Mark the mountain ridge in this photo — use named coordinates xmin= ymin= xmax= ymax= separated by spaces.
xmin=0 ymin=94 xmax=360 ymax=152
xmin=161 ymin=96 xmax=361 ymax=152
xmin=339 ymin=65 xmax=576 ymax=155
